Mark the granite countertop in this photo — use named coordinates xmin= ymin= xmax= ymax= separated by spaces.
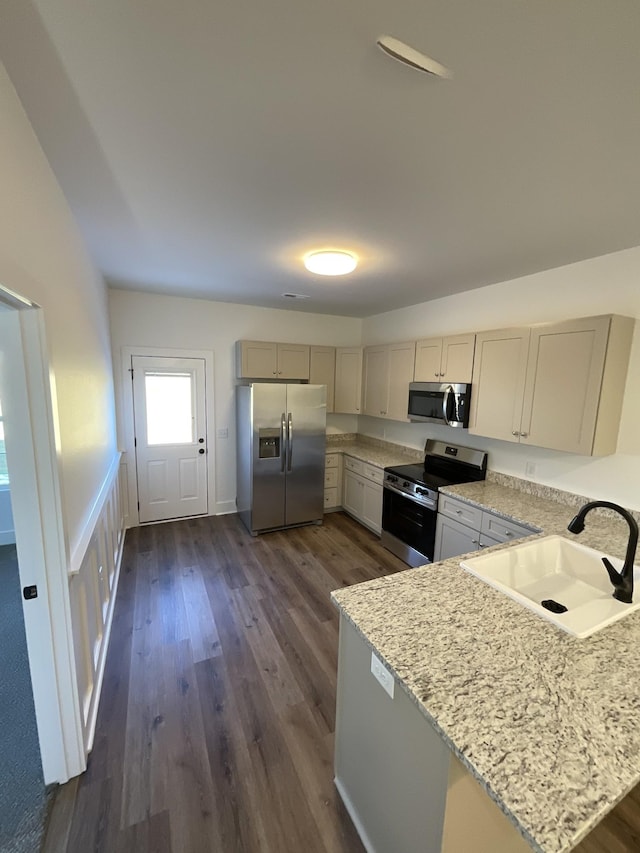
xmin=332 ymin=479 xmax=640 ymax=853
xmin=325 ymin=435 xmax=421 ymax=470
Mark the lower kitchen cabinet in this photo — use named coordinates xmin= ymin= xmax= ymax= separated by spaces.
xmin=324 ymin=451 xmax=342 ymax=511
xmin=342 ymin=456 xmax=384 ymax=535
xmin=434 ymin=494 xmax=537 ymax=561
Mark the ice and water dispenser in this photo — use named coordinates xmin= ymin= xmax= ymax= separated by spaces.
xmin=258 ymin=428 xmax=280 ymax=458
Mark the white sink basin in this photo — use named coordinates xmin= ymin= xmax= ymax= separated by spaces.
xmin=460 ymin=535 xmax=640 ymax=638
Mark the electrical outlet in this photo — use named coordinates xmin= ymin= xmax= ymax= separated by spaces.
xmin=525 ymin=461 xmax=537 ymax=478
xmin=370 ymin=652 xmax=395 ymax=699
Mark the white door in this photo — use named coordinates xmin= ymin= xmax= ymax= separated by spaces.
xmin=132 ymin=356 xmax=208 ymax=523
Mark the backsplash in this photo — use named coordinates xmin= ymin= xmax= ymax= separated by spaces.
xmin=326 ymin=432 xmax=639 ymax=523
xmin=487 ymin=470 xmax=640 ymax=523
xmin=326 ymin=433 xmax=423 ymax=461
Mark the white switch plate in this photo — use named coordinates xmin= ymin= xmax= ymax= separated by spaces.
xmin=525 ymin=461 xmax=537 ymax=477
xmin=370 ymin=652 xmax=395 ymax=699
xmin=216 ymin=428 xmax=229 ymax=439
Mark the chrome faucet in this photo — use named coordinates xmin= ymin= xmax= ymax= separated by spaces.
xmin=567 ymin=501 xmax=638 ymax=604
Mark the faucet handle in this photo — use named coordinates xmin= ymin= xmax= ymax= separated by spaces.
xmin=602 ymin=556 xmax=633 ymax=603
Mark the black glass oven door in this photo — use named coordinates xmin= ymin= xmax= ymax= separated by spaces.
xmin=382 ymin=488 xmax=436 ymax=562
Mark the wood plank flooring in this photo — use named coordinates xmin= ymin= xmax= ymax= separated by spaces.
xmin=44 ymin=512 xmax=404 ymax=853
xmin=43 ymin=511 xmax=640 ymax=852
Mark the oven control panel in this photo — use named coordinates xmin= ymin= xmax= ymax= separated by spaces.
xmin=383 ymin=473 xmax=438 ymax=509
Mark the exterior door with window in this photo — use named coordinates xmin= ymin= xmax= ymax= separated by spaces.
xmin=132 ymin=356 xmax=208 ymax=522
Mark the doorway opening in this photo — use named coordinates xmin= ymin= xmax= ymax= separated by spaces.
xmin=0 ymin=392 xmax=49 ymax=851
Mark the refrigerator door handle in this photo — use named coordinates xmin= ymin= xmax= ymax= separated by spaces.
xmin=287 ymin=412 xmax=293 ymax=472
xmin=280 ymin=412 xmax=287 ymax=473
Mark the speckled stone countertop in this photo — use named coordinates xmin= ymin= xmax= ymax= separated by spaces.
xmin=332 ymin=479 xmax=640 ymax=853
xmin=325 ymin=434 xmax=421 ymax=469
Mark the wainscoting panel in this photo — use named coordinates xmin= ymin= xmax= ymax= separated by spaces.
xmin=68 ymin=457 xmax=126 ymax=755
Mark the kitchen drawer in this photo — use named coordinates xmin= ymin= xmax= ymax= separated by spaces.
xmin=361 ymin=462 xmax=384 ymax=485
xmin=325 ymin=468 xmax=339 ymax=488
xmin=325 ymin=453 xmax=339 ymax=469
xmin=480 ymin=512 xmax=536 ymax=544
xmin=438 ymin=495 xmax=483 ymax=530
xmin=344 ymin=456 xmax=363 ymax=475
xmin=324 ymin=487 xmax=338 ymax=509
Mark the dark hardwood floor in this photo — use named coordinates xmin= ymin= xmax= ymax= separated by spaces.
xmin=43 ymin=512 xmax=405 ymax=853
xmin=43 ymin=511 xmax=640 ymax=852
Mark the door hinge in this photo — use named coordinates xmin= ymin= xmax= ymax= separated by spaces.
xmin=137 ymin=501 xmax=140 ymax=511
xmin=134 ymin=437 xmax=137 ymax=447
xmin=129 ymin=367 xmax=134 ymax=378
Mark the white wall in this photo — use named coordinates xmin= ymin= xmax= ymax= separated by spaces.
xmin=361 ymin=246 xmax=640 ymax=510
xmin=0 ymin=63 xmax=118 ymax=558
xmin=108 ymin=289 xmax=362 ymax=513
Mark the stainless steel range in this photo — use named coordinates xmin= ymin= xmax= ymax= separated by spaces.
xmin=381 ymin=439 xmax=487 ymax=567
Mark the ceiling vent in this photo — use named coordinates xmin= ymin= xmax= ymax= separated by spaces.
xmin=376 ymin=35 xmax=453 ymax=79
xmin=282 ymin=292 xmax=310 ymax=300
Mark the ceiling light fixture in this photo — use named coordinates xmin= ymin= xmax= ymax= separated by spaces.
xmin=376 ymin=35 xmax=453 ymax=79
xmin=303 ymin=250 xmax=358 ymax=276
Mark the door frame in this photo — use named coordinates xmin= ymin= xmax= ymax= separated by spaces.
xmin=0 ymin=293 xmax=85 ymax=784
xmin=118 ymin=346 xmax=216 ymax=527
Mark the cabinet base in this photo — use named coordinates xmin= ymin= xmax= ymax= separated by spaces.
xmin=381 ymin=530 xmax=431 ymax=568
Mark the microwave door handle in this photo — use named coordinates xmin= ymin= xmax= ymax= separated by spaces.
xmin=287 ymin=412 xmax=293 ymax=471
xmin=442 ymin=385 xmax=454 ymax=426
xmin=281 ymin=412 xmax=287 ymax=472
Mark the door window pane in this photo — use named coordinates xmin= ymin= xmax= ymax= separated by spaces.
xmin=144 ymin=372 xmax=194 ymax=445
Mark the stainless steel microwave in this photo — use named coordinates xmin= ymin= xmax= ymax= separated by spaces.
xmin=407 ymin=382 xmax=471 ymax=428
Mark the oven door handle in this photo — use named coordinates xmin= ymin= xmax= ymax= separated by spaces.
xmin=383 ymin=483 xmax=437 ymax=510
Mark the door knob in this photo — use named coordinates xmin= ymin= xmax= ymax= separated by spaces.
xmin=199 ymin=448 xmax=205 ymax=454
xmin=198 ymin=438 xmax=204 ymax=443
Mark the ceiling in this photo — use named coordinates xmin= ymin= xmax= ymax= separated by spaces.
xmin=2 ymin=0 xmax=640 ymax=318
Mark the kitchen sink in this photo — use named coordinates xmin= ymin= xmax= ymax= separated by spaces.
xmin=460 ymin=535 xmax=640 ymax=638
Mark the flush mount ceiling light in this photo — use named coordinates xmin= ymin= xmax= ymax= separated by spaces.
xmin=303 ymin=250 xmax=358 ymax=276
xmin=376 ymin=35 xmax=453 ymax=79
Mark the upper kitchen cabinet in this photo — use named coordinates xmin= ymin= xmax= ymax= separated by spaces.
xmin=468 ymin=327 xmax=531 ymax=443
xmin=334 ymin=347 xmax=363 ymax=414
xmin=310 ymin=346 xmax=336 ymax=412
xmin=469 ymin=315 xmax=634 ymax=455
xmin=414 ymin=334 xmax=476 ymax=383
xmin=236 ymin=341 xmax=310 ymax=380
xmin=363 ymin=341 xmax=416 ymax=420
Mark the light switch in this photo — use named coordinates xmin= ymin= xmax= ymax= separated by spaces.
xmin=216 ymin=428 xmax=229 ymax=439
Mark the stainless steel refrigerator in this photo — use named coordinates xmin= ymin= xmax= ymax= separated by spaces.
xmin=236 ymin=383 xmax=327 ymax=535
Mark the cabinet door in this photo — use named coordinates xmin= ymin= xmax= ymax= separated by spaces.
xmin=335 ymin=347 xmax=363 ymax=414
xmin=310 ymin=346 xmax=336 ymax=412
xmin=361 ymin=480 xmax=383 ymax=535
xmin=363 ymin=346 xmax=389 ymax=417
xmin=440 ymin=334 xmax=476 ymax=383
xmin=237 ymin=340 xmax=278 ymax=378
xmin=435 ymin=515 xmax=480 ymax=561
xmin=414 ymin=338 xmax=443 ymax=381
xmin=519 ymin=317 xmax=609 ymax=454
xmin=468 ymin=328 xmax=530 ymax=442
xmin=387 ymin=342 xmax=416 ymax=421
xmin=343 ymin=470 xmax=364 ymax=518
xmin=277 ymin=343 xmax=309 ymax=379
